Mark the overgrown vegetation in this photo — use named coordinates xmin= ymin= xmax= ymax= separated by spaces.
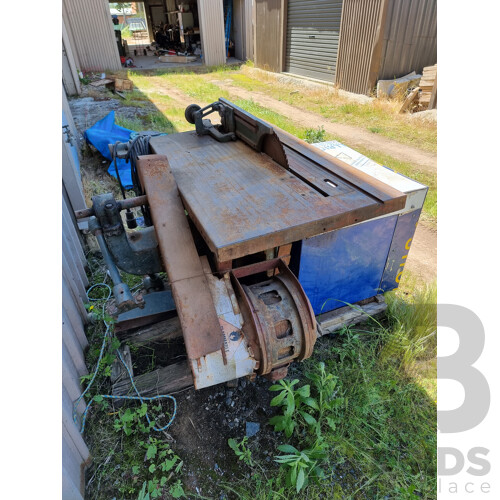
xmin=81 ymin=254 xmax=436 ymax=499
xmin=226 ymin=282 xmax=437 ymax=499
xmin=80 ymin=257 xmax=186 ymax=499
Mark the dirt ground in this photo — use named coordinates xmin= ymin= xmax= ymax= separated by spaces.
xmin=404 ymin=222 xmax=437 ymax=284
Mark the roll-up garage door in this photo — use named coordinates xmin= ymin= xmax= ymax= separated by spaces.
xmin=285 ymin=0 xmax=343 ymax=82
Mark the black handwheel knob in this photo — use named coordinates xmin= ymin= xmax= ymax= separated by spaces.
xmin=185 ymin=104 xmax=201 ymax=124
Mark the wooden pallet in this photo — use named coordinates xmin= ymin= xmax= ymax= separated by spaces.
xmin=112 ymin=295 xmax=388 ymax=399
xmin=112 ymin=316 xmax=193 ymax=402
xmin=316 ymin=295 xmax=387 ymax=335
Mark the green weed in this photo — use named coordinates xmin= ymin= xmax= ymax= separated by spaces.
xmin=304 ymin=126 xmax=326 ymax=144
xmin=228 ymin=437 xmax=255 ymax=467
xmin=81 ymin=257 xmax=186 ymax=499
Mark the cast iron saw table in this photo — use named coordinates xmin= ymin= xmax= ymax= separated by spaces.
xmin=148 ymin=126 xmax=406 ymax=269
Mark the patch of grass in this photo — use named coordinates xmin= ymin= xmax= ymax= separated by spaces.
xmin=384 ymin=280 xmax=437 ymax=371
xmin=128 ymin=72 xmax=156 ymax=90
xmin=208 ymin=66 xmax=436 ymax=153
xmin=144 ymin=112 xmax=177 ymax=134
xmin=304 ymin=125 xmax=326 ymax=144
xmin=115 ymin=115 xmax=147 ymax=131
xmin=81 ymin=257 xmax=186 ymax=500
xmin=159 ymin=72 xmax=230 ymax=103
xmin=233 ymin=98 xmax=320 ymax=141
xmin=122 ymin=90 xmax=152 ymax=108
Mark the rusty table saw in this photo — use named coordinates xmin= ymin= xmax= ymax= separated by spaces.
xmin=79 ymin=99 xmax=407 ymax=391
xmin=148 ymin=121 xmax=406 ymax=267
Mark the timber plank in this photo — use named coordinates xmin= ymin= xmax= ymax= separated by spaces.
xmin=317 ymin=296 xmax=387 ymax=335
xmin=112 ymin=361 xmax=193 ymax=397
xmin=117 ymin=316 xmax=183 ymax=345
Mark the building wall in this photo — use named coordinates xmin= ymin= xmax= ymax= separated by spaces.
xmin=378 ymin=0 xmax=437 ymax=80
xmin=335 ymin=0 xmax=389 ymax=95
xmin=198 ymin=0 xmax=226 ymax=66
xmin=336 ymin=0 xmax=436 ymax=94
xmin=62 ymin=6 xmax=81 ymax=95
xmin=251 ymin=0 xmax=436 ymax=95
xmin=245 ymin=0 xmax=254 ymax=61
xmin=254 ymin=0 xmax=285 ymax=72
xmin=62 ymin=90 xmax=91 ymax=500
xmin=63 ymin=0 xmax=122 ymax=71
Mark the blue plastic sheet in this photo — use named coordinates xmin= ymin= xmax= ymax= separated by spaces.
xmin=84 ymin=111 xmax=134 ymax=188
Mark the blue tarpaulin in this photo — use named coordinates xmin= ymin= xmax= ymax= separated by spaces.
xmin=84 ymin=111 xmax=134 ymax=189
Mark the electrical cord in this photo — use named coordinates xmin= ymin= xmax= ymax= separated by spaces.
xmin=72 ymin=283 xmax=177 ymax=435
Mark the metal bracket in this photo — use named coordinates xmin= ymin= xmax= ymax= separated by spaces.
xmin=185 ymin=101 xmax=236 ymax=142
xmin=91 ymin=193 xmax=163 ymax=275
xmin=185 ymin=98 xmax=289 ymax=169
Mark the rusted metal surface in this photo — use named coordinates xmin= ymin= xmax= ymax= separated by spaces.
xmin=136 ymin=154 xmax=223 ymax=362
xmin=74 ymin=194 xmax=148 ymax=219
xmin=150 ymin=125 xmax=406 ymax=262
xmin=114 ymin=289 xmax=177 ymax=333
xmin=231 ymin=259 xmax=316 ymax=378
xmin=191 ymin=261 xmax=258 ymax=389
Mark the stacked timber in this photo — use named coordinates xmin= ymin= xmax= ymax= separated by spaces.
xmin=417 ymin=64 xmax=437 ymax=110
xmin=399 ymin=64 xmax=437 ymax=113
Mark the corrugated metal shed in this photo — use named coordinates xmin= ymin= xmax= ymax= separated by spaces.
xmin=63 ymin=0 xmax=121 ymax=71
xmin=336 ymin=0 xmax=436 ymax=94
xmin=254 ymin=0 xmax=285 ymax=72
xmin=285 ymin=0 xmax=343 ymax=82
xmin=335 ymin=0 xmax=389 ymax=95
xmin=252 ymin=0 xmax=436 ymax=95
xmin=198 ymin=0 xmax=226 ymax=66
xmin=62 ymin=90 xmax=90 ymax=500
xmin=245 ymin=0 xmax=254 ymax=61
xmin=378 ymin=0 xmax=437 ymax=80
xmin=63 ymin=13 xmax=81 ymax=96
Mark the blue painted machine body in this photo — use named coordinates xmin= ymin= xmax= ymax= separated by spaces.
xmin=291 ymin=141 xmax=428 ymax=316
xmin=294 ymin=209 xmax=421 ymax=315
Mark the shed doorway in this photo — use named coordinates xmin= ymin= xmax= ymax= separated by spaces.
xmin=285 ymin=0 xmax=343 ymax=82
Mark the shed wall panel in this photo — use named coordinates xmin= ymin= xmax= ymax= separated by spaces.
xmin=335 ymin=0 xmax=436 ymax=95
xmin=198 ymin=0 xmax=226 ymax=66
xmin=378 ymin=0 xmax=437 ymax=79
xmin=63 ymin=0 xmax=121 ymax=71
xmin=335 ymin=0 xmax=388 ymax=94
xmin=244 ymin=0 xmax=254 ymax=60
xmin=254 ymin=0 xmax=284 ymax=72
xmin=62 ymin=100 xmax=91 ymax=499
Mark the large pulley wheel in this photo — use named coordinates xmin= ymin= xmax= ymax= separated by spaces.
xmin=231 ymin=260 xmax=316 ymax=379
xmin=185 ymin=104 xmax=201 ymax=125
